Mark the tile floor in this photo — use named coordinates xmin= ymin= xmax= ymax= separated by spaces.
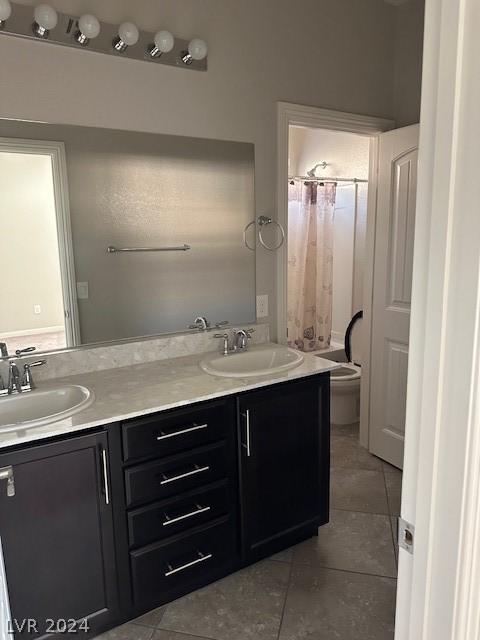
xmin=96 ymin=422 xmax=402 ymax=640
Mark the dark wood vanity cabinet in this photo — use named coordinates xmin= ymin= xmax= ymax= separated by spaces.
xmin=0 ymin=432 xmax=119 ymax=639
xmin=0 ymin=374 xmax=330 ymax=637
xmin=238 ymin=375 xmax=330 ymax=562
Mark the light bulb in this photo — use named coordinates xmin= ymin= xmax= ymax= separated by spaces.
xmin=33 ymin=3 xmax=58 ymax=38
xmin=181 ymin=38 xmax=208 ymax=65
xmin=113 ymin=21 xmax=139 ymax=51
xmin=188 ymin=38 xmax=207 ymax=60
xmin=148 ymin=29 xmax=174 ymax=58
xmin=0 ymin=0 xmax=12 ymax=26
xmin=75 ymin=13 xmax=100 ymax=45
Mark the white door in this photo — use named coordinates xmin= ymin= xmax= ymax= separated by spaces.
xmin=369 ymin=124 xmax=419 ymax=469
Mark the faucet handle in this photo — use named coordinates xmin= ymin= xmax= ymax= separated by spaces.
xmin=22 ymin=360 xmax=46 ymax=390
xmin=0 ymin=343 xmax=8 ymax=358
xmin=24 ymin=360 xmax=46 ymax=370
xmin=213 ymin=333 xmax=230 ymax=356
xmin=15 ymin=346 xmax=36 ymax=357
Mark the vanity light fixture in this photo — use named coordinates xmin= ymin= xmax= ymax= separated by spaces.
xmin=75 ymin=14 xmax=100 ymax=46
xmin=113 ymin=21 xmax=139 ymax=52
xmin=32 ymin=3 xmax=57 ymax=38
xmin=0 ymin=0 xmax=11 ymax=29
xmin=181 ymin=38 xmax=208 ymax=65
xmin=148 ymin=29 xmax=174 ymax=58
xmin=1 ymin=3 xmax=208 ymax=70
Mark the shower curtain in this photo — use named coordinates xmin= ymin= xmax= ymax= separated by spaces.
xmin=287 ymin=180 xmax=336 ymax=352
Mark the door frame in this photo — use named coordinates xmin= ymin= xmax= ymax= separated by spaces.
xmin=276 ymin=102 xmax=394 ymax=446
xmin=395 ymin=0 xmax=480 ymax=636
xmin=0 ymin=137 xmax=80 ymax=347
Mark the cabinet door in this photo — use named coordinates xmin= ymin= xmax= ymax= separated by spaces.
xmin=0 ymin=432 xmax=119 ymax=639
xmin=238 ymin=376 xmax=329 ymax=561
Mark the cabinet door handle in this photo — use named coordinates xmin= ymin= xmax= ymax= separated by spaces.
xmin=160 ymin=464 xmax=210 ymax=485
xmin=156 ymin=423 xmax=208 ymax=441
xmin=162 ymin=504 xmax=211 ymax=526
xmin=101 ymin=449 xmax=110 ymax=505
xmin=0 ymin=466 xmax=15 ymax=497
xmin=165 ymin=551 xmax=213 ymax=577
xmin=241 ymin=409 xmax=251 ymax=457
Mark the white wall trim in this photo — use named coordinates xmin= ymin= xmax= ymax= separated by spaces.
xmin=395 ymin=0 xmax=480 ymax=636
xmin=276 ymin=102 xmax=394 ymax=450
xmin=0 ymin=326 xmax=64 ymax=338
xmin=0 ymin=137 xmax=80 ymax=347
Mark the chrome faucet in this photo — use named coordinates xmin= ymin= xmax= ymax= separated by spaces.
xmin=234 ymin=328 xmax=255 ymax=352
xmin=188 ymin=316 xmax=210 ymax=331
xmin=0 ymin=359 xmax=46 ymax=396
xmin=7 ymin=362 xmax=22 ymax=394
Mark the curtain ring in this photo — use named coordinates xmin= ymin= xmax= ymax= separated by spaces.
xmin=243 ymin=219 xmax=256 ymax=251
xmin=258 ymin=216 xmax=285 ymax=251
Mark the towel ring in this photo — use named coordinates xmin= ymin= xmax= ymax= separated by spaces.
xmin=243 ymin=216 xmax=285 ymax=252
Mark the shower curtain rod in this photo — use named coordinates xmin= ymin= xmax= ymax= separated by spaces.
xmin=288 ymin=175 xmax=368 ymax=183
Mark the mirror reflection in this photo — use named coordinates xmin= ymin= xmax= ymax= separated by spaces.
xmin=0 ymin=121 xmax=256 ymax=355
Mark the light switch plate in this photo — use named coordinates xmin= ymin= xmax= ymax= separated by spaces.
xmin=77 ymin=282 xmax=89 ymax=300
xmin=33 ymin=304 xmax=41 ymax=315
xmin=256 ymin=294 xmax=269 ymax=318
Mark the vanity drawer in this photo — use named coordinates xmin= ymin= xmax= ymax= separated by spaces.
xmin=127 ymin=482 xmax=230 ymax=548
xmin=122 ymin=400 xmax=229 ymax=463
xmin=130 ymin=518 xmax=236 ymax=605
xmin=125 ymin=443 xmax=227 ymax=507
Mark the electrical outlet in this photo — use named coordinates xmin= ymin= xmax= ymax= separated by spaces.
xmin=76 ymin=282 xmax=89 ymax=300
xmin=33 ymin=304 xmax=41 ymax=315
xmin=256 ymin=294 xmax=269 ymax=318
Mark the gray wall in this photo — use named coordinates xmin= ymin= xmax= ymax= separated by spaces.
xmin=0 ymin=0 xmax=424 ymax=338
xmin=393 ymin=0 xmax=425 ymax=126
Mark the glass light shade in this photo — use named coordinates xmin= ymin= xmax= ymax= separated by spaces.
xmin=34 ymin=4 xmax=58 ymax=30
xmin=118 ymin=21 xmax=139 ymax=46
xmin=0 ymin=0 xmax=12 ymax=22
xmin=188 ymin=38 xmax=208 ymax=60
xmin=154 ymin=30 xmax=174 ymax=53
xmin=78 ymin=14 xmax=100 ymax=39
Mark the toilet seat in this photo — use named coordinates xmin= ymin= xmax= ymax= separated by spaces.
xmin=330 ymin=363 xmax=361 ymax=384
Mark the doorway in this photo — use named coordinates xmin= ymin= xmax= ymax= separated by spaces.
xmin=0 ymin=139 xmax=79 ymax=355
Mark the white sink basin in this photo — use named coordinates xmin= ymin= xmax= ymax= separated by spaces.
xmin=0 ymin=385 xmax=93 ymax=432
xmin=200 ymin=345 xmax=304 ymax=378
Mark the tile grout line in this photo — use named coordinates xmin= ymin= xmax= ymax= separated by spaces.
xmin=382 ymin=464 xmax=399 ymax=571
xmin=275 ymin=550 xmax=295 ymax=640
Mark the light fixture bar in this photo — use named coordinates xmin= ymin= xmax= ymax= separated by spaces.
xmin=0 ymin=2 xmax=207 ymax=71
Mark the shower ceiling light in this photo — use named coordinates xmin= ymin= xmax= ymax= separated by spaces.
xmin=113 ymin=21 xmax=139 ymax=52
xmin=181 ymin=38 xmax=208 ymax=65
xmin=148 ymin=29 xmax=174 ymax=57
xmin=32 ymin=3 xmax=57 ymax=38
xmin=0 ymin=0 xmax=12 ymax=29
xmin=75 ymin=14 xmax=100 ymax=46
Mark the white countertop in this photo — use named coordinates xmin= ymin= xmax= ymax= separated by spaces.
xmin=0 ymin=344 xmax=339 ymax=450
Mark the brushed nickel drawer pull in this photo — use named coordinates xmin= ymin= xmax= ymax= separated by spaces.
xmin=0 ymin=466 xmax=14 ymax=497
xmin=163 ymin=504 xmax=211 ymax=526
xmin=165 ymin=551 xmax=213 ymax=577
xmin=156 ymin=423 xmax=208 ymax=441
xmin=101 ymin=449 xmax=110 ymax=505
xmin=160 ymin=464 xmax=210 ymax=485
xmin=241 ymin=410 xmax=251 ymax=457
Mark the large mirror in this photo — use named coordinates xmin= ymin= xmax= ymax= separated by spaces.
xmin=0 ymin=120 xmax=256 ymax=355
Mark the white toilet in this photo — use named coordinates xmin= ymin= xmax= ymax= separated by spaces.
xmin=329 ymin=316 xmax=362 ymax=425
